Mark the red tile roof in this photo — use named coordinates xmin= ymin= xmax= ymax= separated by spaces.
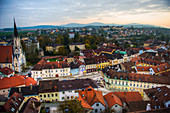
xmin=79 ymin=86 xmax=105 ymax=106
xmin=104 ymin=92 xmax=123 ymax=108
xmin=151 ymin=63 xmax=169 ymax=73
xmin=136 ymin=66 xmax=151 ymax=72
xmin=4 ymin=92 xmax=25 ymax=112
xmin=0 ymin=67 xmax=14 ymax=75
xmin=114 ymin=92 xmax=143 ymax=103
xmin=144 ymin=86 xmax=170 ymax=109
xmin=0 ymin=75 xmax=37 ymax=89
xmin=0 ymin=46 xmax=13 ymax=63
xmin=77 ymin=94 xmax=94 ymax=110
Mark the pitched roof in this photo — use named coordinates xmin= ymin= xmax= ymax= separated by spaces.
xmin=20 ymin=97 xmax=41 ymax=113
xmin=4 ymin=92 xmax=24 ymax=112
xmin=93 ymin=55 xmax=109 ymax=64
xmin=136 ymin=66 xmax=151 ymax=72
xmin=114 ymin=92 xmax=143 ymax=103
xmin=144 ymin=86 xmax=170 ymax=109
xmin=79 ymin=86 xmax=105 ymax=106
xmin=104 ymin=92 xmax=123 ymax=108
xmin=0 ymin=67 xmax=14 ymax=75
xmin=151 ymin=63 xmax=169 ymax=73
xmin=69 ymin=43 xmax=84 ymax=45
xmin=8 ymin=85 xmax=39 ymax=97
xmin=84 ymin=58 xmax=96 ymax=65
xmin=39 ymin=79 xmax=58 ymax=93
xmin=58 ymin=79 xmax=98 ymax=91
xmin=77 ymin=93 xmax=94 ymax=110
xmin=0 ymin=46 xmax=13 ymax=63
xmin=70 ymin=59 xmax=85 ymax=69
xmin=32 ymin=60 xmax=69 ymax=70
xmin=104 ymin=69 xmax=170 ymax=85
xmin=127 ymin=101 xmax=149 ymax=112
xmin=0 ymin=75 xmax=37 ymax=90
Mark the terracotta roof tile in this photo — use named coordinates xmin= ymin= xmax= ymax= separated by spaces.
xmin=4 ymin=92 xmax=25 ymax=112
xmin=0 ymin=75 xmax=37 ymax=89
xmin=0 ymin=67 xmax=14 ymax=75
xmin=79 ymin=86 xmax=105 ymax=106
xmin=0 ymin=46 xmax=13 ymax=63
xmin=104 ymin=92 xmax=123 ymax=108
xmin=114 ymin=92 xmax=143 ymax=102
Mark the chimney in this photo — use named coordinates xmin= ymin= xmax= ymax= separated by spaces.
xmin=19 ymin=86 xmax=21 ymax=93
xmin=30 ymin=84 xmax=32 ymax=90
xmin=146 ymin=103 xmax=151 ymax=111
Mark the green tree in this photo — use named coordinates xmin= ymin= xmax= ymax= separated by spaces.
xmin=75 ymin=46 xmax=80 ymax=51
xmin=58 ymin=99 xmax=84 ymax=113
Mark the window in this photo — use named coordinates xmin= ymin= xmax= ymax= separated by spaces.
xmin=62 ymin=97 xmax=64 ymax=100
xmin=39 ymin=95 xmax=42 ymax=97
xmin=51 ymin=94 xmax=54 ymax=97
xmin=67 ymin=96 xmax=69 ymax=99
xmin=55 ymin=93 xmax=57 ymax=97
xmin=56 ymin=70 xmax=57 ymax=72
xmin=63 ymin=91 xmax=65 ymax=94
xmin=115 ymin=105 xmax=117 ymax=107
xmin=60 ymin=70 xmax=62 ymax=72
xmin=48 ymin=94 xmax=50 ymax=97
xmin=137 ymin=84 xmax=139 ymax=87
xmin=46 ymin=71 xmax=47 ymax=73
xmin=96 ymin=103 xmax=99 ymax=106
xmin=95 ymin=109 xmax=98 ymax=113
xmin=130 ymin=83 xmax=132 ymax=86
xmin=44 ymin=94 xmax=46 ymax=98
xmin=3 ymin=90 xmax=5 ymax=92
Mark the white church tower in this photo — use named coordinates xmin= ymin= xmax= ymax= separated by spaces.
xmin=13 ymin=18 xmax=26 ymax=72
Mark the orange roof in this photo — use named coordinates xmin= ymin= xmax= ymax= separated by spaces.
xmin=151 ymin=63 xmax=169 ymax=73
xmin=79 ymin=86 xmax=105 ymax=106
xmin=0 ymin=46 xmax=13 ymax=63
xmin=104 ymin=92 xmax=123 ymax=108
xmin=0 ymin=75 xmax=37 ymax=89
xmin=136 ymin=66 xmax=151 ymax=72
xmin=78 ymin=94 xmax=94 ymax=110
xmin=114 ymin=92 xmax=143 ymax=103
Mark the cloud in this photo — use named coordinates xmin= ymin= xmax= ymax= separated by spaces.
xmin=0 ymin=0 xmax=170 ymax=28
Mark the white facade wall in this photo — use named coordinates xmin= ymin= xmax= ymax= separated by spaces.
xmin=59 ymin=90 xmax=79 ymax=101
xmin=111 ymin=104 xmax=123 ymax=113
xmin=91 ymin=102 xmax=105 ymax=113
xmin=31 ymin=67 xmax=70 ymax=81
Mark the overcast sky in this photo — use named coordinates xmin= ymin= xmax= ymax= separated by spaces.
xmin=0 ymin=0 xmax=170 ymax=28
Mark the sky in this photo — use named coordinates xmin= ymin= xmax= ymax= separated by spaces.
xmin=0 ymin=0 xmax=170 ymax=28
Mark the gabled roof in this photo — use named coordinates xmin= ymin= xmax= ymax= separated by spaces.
xmin=144 ymin=86 xmax=170 ymax=109
xmin=79 ymin=86 xmax=105 ymax=106
xmin=4 ymin=92 xmax=24 ymax=113
xmin=136 ymin=66 xmax=151 ymax=72
xmin=20 ymin=97 xmax=41 ymax=113
xmin=77 ymin=93 xmax=94 ymax=110
xmin=114 ymin=92 xmax=143 ymax=103
xmin=0 ymin=75 xmax=37 ymax=90
xmin=93 ymin=55 xmax=109 ymax=64
xmin=0 ymin=46 xmax=13 ymax=63
xmin=32 ymin=60 xmax=70 ymax=70
xmin=151 ymin=63 xmax=169 ymax=73
xmin=58 ymin=79 xmax=98 ymax=91
xmin=39 ymin=79 xmax=58 ymax=93
xmin=8 ymin=85 xmax=39 ymax=97
xmin=0 ymin=67 xmax=14 ymax=75
xmin=104 ymin=92 xmax=123 ymax=108
xmin=84 ymin=58 xmax=96 ymax=65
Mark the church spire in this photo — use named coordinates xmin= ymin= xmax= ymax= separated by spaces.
xmin=14 ymin=18 xmax=18 ymax=37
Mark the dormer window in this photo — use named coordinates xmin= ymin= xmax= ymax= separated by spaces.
xmin=157 ymin=68 xmax=160 ymax=71
xmin=165 ymin=66 xmax=167 ymax=69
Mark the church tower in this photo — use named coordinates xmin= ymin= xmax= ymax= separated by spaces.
xmin=13 ymin=18 xmax=26 ymax=72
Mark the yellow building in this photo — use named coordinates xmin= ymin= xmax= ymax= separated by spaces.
xmin=69 ymin=43 xmax=85 ymax=51
xmin=93 ymin=55 xmax=110 ymax=70
xmin=102 ymin=71 xmax=170 ymax=100
xmin=39 ymin=79 xmax=59 ymax=102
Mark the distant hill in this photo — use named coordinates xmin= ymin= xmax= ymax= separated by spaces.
xmin=1 ymin=22 xmax=164 ymax=31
